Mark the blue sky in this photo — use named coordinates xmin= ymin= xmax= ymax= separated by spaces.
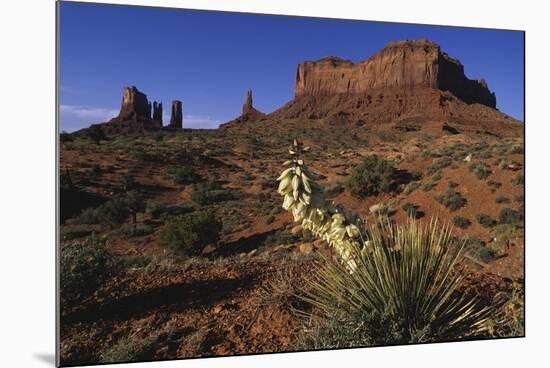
xmin=59 ymin=2 xmax=524 ymax=131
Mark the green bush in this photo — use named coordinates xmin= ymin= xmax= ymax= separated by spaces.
xmin=159 ymin=210 xmax=221 ymax=256
xmin=512 ymin=173 xmax=524 ymax=186
xmin=495 ymin=195 xmax=510 ymax=204
xmin=468 ymin=161 xmax=491 ymax=180
xmin=114 ymin=223 xmax=154 ymax=238
xmin=476 ymin=213 xmax=497 ymax=228
xmin=61 ymin=236 xmax=116 ymax=304
xmin=426 ymin=157 xmax=452 ymax=175
xmin=452 ymin=216 xmax=471 ymax=229
xmin=191 ymin=181 xmax=235 ymax=205
xmin=100 ymin=198 xmax=130 ymax=228
xmin=464 ymin=237 xmax=495 ymax=263
xmin=499 ymin=208 xmax=522 ymax=225
xmin=448 ymin=180 xmax=458 ymax=189
xmin=346 ymin=155 xmax=395 ymax=197
xmin=402 ymin=203 xmax=421 ymax=219
xmin=435 ymin=189 xmax=467 ymax=211
xmin=299 ymin=221 xmax=494 ymax=347
xmin=67 ymin=206 xmax=102 ymax=225
xmin=60 ymin=225 xmax=92 ymax=240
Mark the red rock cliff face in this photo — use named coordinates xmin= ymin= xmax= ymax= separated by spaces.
xmin=294 ymin=39 xmax=496 ymax=108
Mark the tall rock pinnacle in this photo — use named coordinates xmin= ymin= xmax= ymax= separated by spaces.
xmin=152 ymin=101 xmax=163 ymax=124
xmin=243 ymin=90 xmax=253 ymax=115
xmin=169 ymin=100 xmax=183 ymax=129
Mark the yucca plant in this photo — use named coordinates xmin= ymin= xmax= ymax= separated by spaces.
xmin=299 ymin=220 xmax=494 ymax=345
xmin=275 ymin=141 xmax=497 ymax=346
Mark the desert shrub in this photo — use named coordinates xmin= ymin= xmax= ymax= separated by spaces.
xmin=403 ymin=181 xmax=421 ymax=195
xmin=146 ymin=201 xmax=194 ymax=220
xmin=468 ymin=161 xmax=491 ymax=180
xmin=452 ymin=216 xmax=471 ymax=229
xmin=114 ymin=223 xmax=154 ymax=238
xmin=426 ymin=157 xmax=452 ymax=175
xmin=100 ymin=198 xmax=130 ymax=228
xmin=421 ymin=181 xmax=436 ymax=192
xmin=512 ymin=173 xmax=524 ymax=186
xmin=67 ymin=206 xmax=102 ymax=225
xmin=487 ymin=180 xmax=501 ymax=189
xmin=464 ymin=237 xmax=495 ymax=263
xmin=99 ymin=331 xmax=159 ymax=364
xmin=69 ymin=198 xmax=130 ymax=228
xmin=299 ymin=221 xmax=494 ymax=347
xmin=509 ymin=145 xmax=523 ymax=154
xmin=159 ymin=210 xmax=221 ymax=256
xmin=495 ymin=195 xmax=510 ymax=204
xmin=61 ymin=236 xmax=116 ymax=304
xmin=346 ymin=155 xmax=395 ymax=197
xmin=448 ymin=180 xmax=458 ymax=189
xmin=264 ymin=230 xmax=297 ymax=246
xmin=191 ymin=180 xmax=235 ymax=205
xmin=435 ymin=189 xmax=467 ymax=211
xmin=499 ymin=208 xmax=522 ymax=225
xmin=402 ymin=202 xmax=421 ymax=219
xmin=493 ymin=224 xmax=522 ymax=252
xmin=476 ymin=213 xmax=497 ymax=228
xmin=431 ymin=172 xmax=443 ymax=182
xmin=60 ymin=225 xmax=92 ymax=240
xmin=487 ymin=282 xmax=524 ymax=337
xmin=166 ymin=166 xmax=201 ymax=184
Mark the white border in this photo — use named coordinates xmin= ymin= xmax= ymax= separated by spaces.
xmin=1 ymin=0 xmax=548 ymax=367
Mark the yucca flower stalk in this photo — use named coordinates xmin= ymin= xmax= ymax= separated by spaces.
xmin=276 ymin=140 xmax=363 ymax=270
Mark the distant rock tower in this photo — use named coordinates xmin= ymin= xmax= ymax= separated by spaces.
xmin=152 ymin=101 xmax=163 ymax=124
xmin=118 ymin=86 xmax=150 ymax=121
xmin=169 ymin=100 xmax=183 ymax=129
xmin=242 ymin=90 xmax=253 ymax=115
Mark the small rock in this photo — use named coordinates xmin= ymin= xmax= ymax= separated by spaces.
xmin=298 ymin=243 xmax=314 ymax=255
xmin=464 ymin=153 xmax=472 ymax=162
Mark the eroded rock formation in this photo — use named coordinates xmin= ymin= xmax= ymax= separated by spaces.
xmin=169 ymin=100 xmax=183 ymax=129
xmin=266 ymin=39 xmax=520 ymax=133
xmin=294 ymin=40 xmax=495 ymax=107
xmin=118 ymin=86 xmax=150 ymax=121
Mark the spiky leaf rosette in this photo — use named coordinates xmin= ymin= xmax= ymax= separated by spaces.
xmin=300 ymin=219 xmax=495 ymax=343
